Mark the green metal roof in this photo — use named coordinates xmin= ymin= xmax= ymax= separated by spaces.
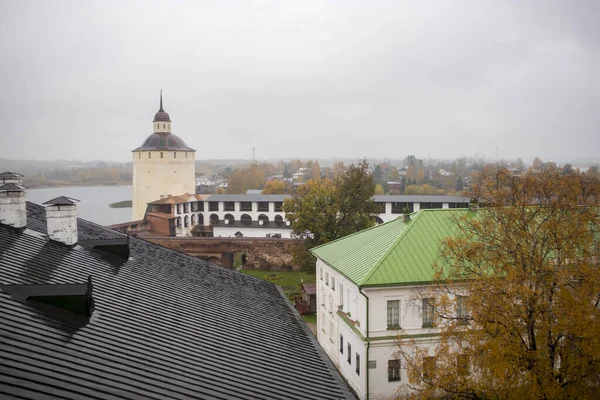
xmin=311 ymin=209 xmax=472 ymax=287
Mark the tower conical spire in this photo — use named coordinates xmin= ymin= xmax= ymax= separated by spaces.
xmin=159 ymin=90 xmax=164 ymax=112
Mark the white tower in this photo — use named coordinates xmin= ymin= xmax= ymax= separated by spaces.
xmin=131 ymin=92 xmax=196 ymax=221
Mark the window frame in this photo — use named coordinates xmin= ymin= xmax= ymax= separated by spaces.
xmin=387 ymin=299 xmax=400 ymax=329
xmin=422 ymin=298 xmax=435 ymax=328
xmin=347 ymin=343 xmax=351 ymax=364
xmin=388 ymin=359 xmax=401 ymax=382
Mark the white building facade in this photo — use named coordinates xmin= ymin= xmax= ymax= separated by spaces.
xmin=312 ymin=209 xmax=469 ymax=399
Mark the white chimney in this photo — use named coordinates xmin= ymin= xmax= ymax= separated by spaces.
xmin=43 ymin=196 xmax=80 ymax=246
xmin=0 ymin=177 xmax=27 ymax=229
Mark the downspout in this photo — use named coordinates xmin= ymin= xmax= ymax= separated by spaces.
xmin=359 ymin=287 xmax=370 ymax=400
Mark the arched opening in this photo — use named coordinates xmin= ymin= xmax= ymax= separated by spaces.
xmin=191 ymin=214 xmax=196 ymax=225
xmin=198 ymin=213 xmax=204 ymax=225
xmin=184 ymin=215 xmax=189 ymax=227
xmin=258 ymin=214 xmax=269 ymax=226
xmin=224 ymin=213 xmax=234 ymax=225
xmin=232 ymin=250 xmax=246 ymax=268
xmin=241 ymin=214 xmax=252 ymax=226
xmin=209 ymin=214 xmax=219 ymax=225
xmin=274 ymin=215 xmax=284 ymax=227
xmin=374 ymin=216 xmax=384 ymax=224
xmin=176 ymin=216 xmax=182 ymax=227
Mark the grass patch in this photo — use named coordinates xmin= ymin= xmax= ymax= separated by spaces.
xmin=302 ymin=314 xmax=317 ymax=325
xmin=240 ymin=269 xmax=316 ymax=301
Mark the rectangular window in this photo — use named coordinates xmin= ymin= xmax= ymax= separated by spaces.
xmin=197 ymin=202 xmax=204 ymax=211
xmin=340 ymin=334 xmax=344 ymax=353
xmin=339 ymin=284 xmax=344 ymax=307
xmin=183 ymin=203 xmax=189 ymax=213
xmin=391 ymin=202 xmax=414 ymax=214
xmin=356 ymin=353 xmax=360 ymax=375
xmin=224 ymin=201 xmax=235 ymax=211
xmin=388 ymin=359 xmax=401 ymax=382
xmin=257 ymin=202 xmax=269 ymax=212
xmin=329 ymin=320 xmax=333 ymax=340
xmin=449 ymin=202 xmax=469 ymax=209
xmin=420 ymin=202 xmax=443 ymax=210
xmin=325 ymin=272 xmax=329 ymax=286
xmin=457 ymin=354 xmax=469 ymax=376
xmin=374 ymin=202 xmax=385 ymax=213
xmin=387 ymin=300 xmax=400 ymax=328
xmin=240 ymin=202 xmax=252 ymax=211
xmin=274 ymin=202 xmax=283 ymax=212
xmin=347 ymin=343 xmax=351 ymax=364
xmin=209 ymin=202 xmax=219 ymax=211
xmin=422 ymin=298 xmax=434 ymax=327
xmin=331 ymin=276 xmax=336 ymax=290
xmin=177 ymin=204 xmax=181 ymax=214
xmin=320 ymin=268 xmax=323 ymax=281
xmin=423 ymin=356 xmax=436 ymax=380
xmin=457 ymin=295 xmax=469 ymax=324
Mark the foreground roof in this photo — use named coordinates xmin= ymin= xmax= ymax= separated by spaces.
xmin=0 ymin=202 xmax=354 ymax=400
xmin=312 ymin=209 xmax=472 ymax=286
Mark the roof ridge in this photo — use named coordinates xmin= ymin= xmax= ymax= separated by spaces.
xmin=358 ymin=210 xmax=424 ymax=285
xmin=310 ymin=216 xmax=404 ymax=253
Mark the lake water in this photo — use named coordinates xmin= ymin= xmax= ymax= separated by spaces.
xmin=27 ymin=185 xmax=133 ymax=226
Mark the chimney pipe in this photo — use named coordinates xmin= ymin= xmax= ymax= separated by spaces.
xmin=0 ymin=176 xmax=27 ymax=230
xmin=43 ymin=196 xmax=80 ymax=246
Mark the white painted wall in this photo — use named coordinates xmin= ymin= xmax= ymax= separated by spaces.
xmin=315 ymin=258 xmax=449 ymax=399
xmin=0 ymin=191 xmax=27 ymax=229
xmin=46 ymin=204 xmax=78 ymax=245
xmin=132 ymin=150 xmax=196 ymax=220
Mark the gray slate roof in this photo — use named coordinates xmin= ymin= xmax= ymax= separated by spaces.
xmin=0 ymin=202 xmax=354 ymax=400
xmin=206 ymin=194 xmax=291 ymax=202
xmin=372 ymin=195 xmax=469 ymax=203
xmin=133 ymin=132 xmax=195 ymax=152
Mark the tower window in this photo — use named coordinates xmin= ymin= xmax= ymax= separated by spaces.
xmin=163 ymin=123 xmax=165 ymax=129
xmin=185 ymin=153 xmax=188 ymax=158
xmin=174 ymin=152 xmax=177 ymax=158
xmin=161 ymin=152 xmax=163 ymax=159
xmin=138 ymin=153 xmax=141 ymax=159
xmin=148 ymin=152 xmax=151 ymax=159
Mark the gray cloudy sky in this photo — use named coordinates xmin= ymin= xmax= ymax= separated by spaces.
xmin=1 ymin=0 xmax=598 ymax=163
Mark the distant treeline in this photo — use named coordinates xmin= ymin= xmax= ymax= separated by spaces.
xmin=0 ymin=158 xmax=133 ymax=188
xmin=23 ymin=167 xmax=132 ymax=188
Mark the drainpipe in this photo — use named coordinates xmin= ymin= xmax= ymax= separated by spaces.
xmin=359 ymin=287 xmax=370 ymax=400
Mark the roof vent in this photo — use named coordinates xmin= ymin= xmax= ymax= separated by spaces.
xmin=44 ymin=196 xmax=80 ymax=246
xmin=79 ymin=236 xmax=130 ymax=260
xmin=0 ymin=276 xmax=95 ymax=318
xmin=0 ymin=173 xmax=27 ymax=229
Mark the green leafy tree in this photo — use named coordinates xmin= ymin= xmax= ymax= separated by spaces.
xmin=284 ymin=159 xmax=379 ymax=272
xmin=397 ymin=166 xmax=600 ymax=399
xmin=373 ymin=164 xmax=383 ymax=183
xmin=283 ymin=164 xmax=291 ymax=178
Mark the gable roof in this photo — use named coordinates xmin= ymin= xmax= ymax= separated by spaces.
xmin=0 ymin=202 xmax=354 ymax=400
xmin=311 ymin=209 xmax=471 ymax=287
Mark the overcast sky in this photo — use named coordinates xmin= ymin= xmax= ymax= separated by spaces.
xmin=0 ymin=0 xmax=598 ymax=163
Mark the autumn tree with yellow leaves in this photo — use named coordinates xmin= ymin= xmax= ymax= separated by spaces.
xmin=397 ymin=166 xmax=600 ymax=399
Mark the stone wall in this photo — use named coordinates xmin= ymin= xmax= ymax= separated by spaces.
xmin=146 ymin=236 xmax=303 ymax=270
